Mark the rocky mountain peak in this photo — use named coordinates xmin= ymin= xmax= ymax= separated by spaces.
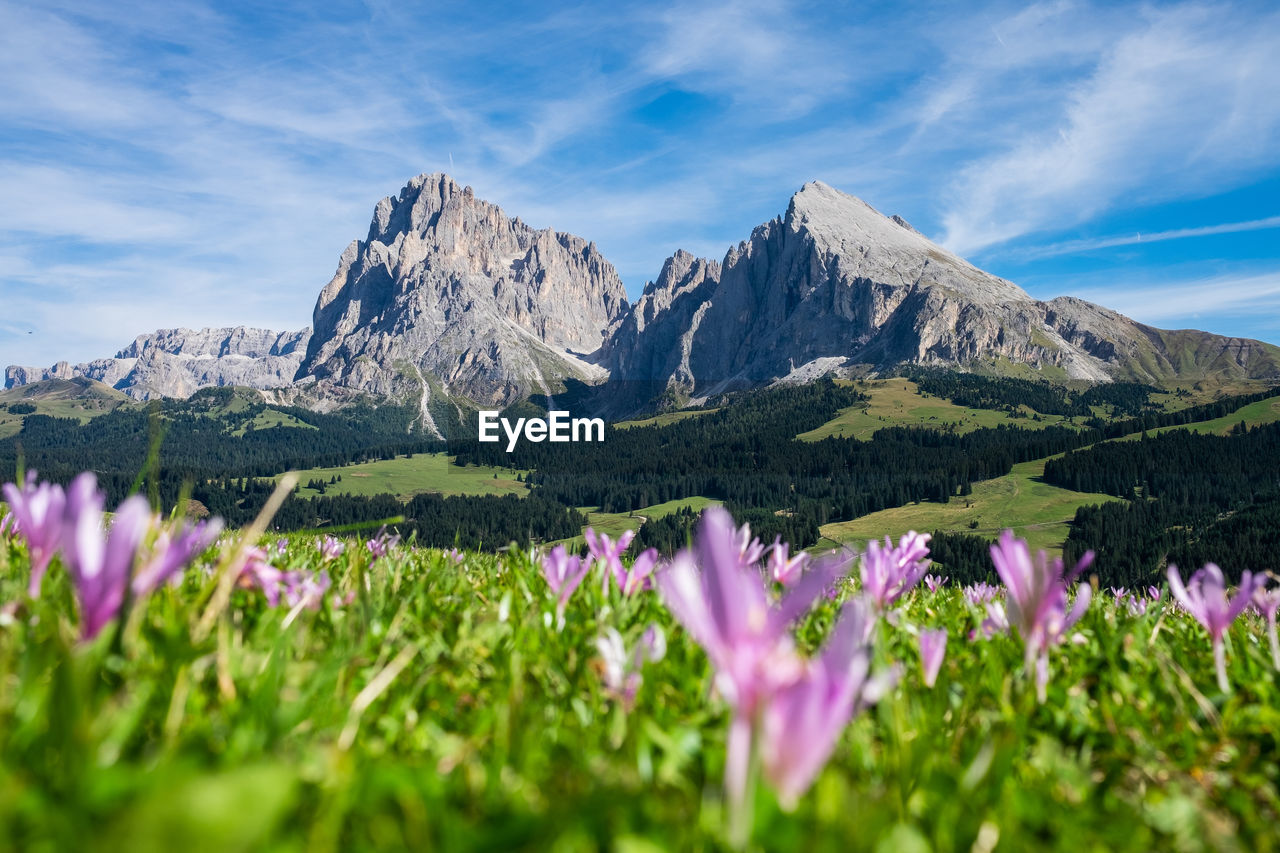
xmin=299 ymin=173 xmax=630 ymax=417
xmin=10 ymin=175 xmax=1278 ymax=414
xmin=4 ymin=327 xmax=312 ymax=401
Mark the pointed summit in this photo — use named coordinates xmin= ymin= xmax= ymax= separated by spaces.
xmin=299 ymin=173 xmax=629 ymax=409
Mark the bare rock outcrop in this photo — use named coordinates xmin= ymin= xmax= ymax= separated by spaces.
xmin=297 ymin=173 xmax=629 ymax=411
xmin=9 ymin=176 xmax=1278 ymax=413
xmin=5 ymin=327 xmax=311 ymax=401
xmin=604 ymin=181 xmax=1280 ymax=401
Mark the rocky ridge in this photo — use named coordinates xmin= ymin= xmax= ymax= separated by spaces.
xmin=605 ymin=182 xmax=1280 ymax=405
xmin=5 ymin=327 xmax=311 ymax=402
xmin=7 ymin=175 xmax=1279 ymax=414
xmin=296 ymin=173 xmax=629 ymax=432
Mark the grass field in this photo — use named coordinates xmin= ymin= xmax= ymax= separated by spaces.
xmin=797 ymin=380 xmax=1073 ymax=441
xmin=231 ymin=408 xmax=319 ymax=436
xmin=818 ymin=458 xmax=1118 ymax=558
xmin=614 ymin=407 xmax=720 ymax=429
xmin=816 ymin=393 xmax=1280 ymax=559
xmin=0 ymin=379 xmax=130 ymax=439
xmin=285 ymin=453 xmax=530 ymax=500
xmin=553 ymin=496 xmax=721 ymax=548
xmin=1114 ymin=395 xmax=1280 ymax=440
xmin=2 ymin=513 xmax=1277 ymax=850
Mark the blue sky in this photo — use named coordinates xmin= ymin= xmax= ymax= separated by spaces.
xmin=2 ymin=0 xmax=1279 ymax=370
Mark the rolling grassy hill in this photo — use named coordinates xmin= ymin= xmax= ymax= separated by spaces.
xmin=817 ymin=458 xmax=1117 ymax=557
xmin=1113 ymin=394 xmax=1280 ymax=439
xmin=283 ymin=453 xmax=529 ymax=500
xmin=614 ymin=407 xmax=720 ymax=429
xmin=796 ymin=379 xmax=1074 ymax=441
xmin=818 ymin=386 xmax=1280 ymax=559
xmin=552 ymin=496 xmax=720 ymax=549
xmin=0 ymin=378 xmax=131 ymax=438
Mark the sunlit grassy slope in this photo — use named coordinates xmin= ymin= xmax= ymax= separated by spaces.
xmin=551 ymin=496 xmax=720 ymax=548
xmin=284 ymin=453 xmax=530 ymax=499
xmin=614 ymin=407 xmax=720 ymax=429
xmin=1113 ymin=395 xmax=1280 ymax=440
xmin=819 ymin=458 xmax=1117 ymax=558
xmin=820 ymin=389 xmax=1280 ymax=559
xmin=231 ymin=409 xmax=318 ymax=436
xmin=0 ymin=378 xmax=130 ymax=438
xmin=797 ymin=379 xmax=1073 ymax=441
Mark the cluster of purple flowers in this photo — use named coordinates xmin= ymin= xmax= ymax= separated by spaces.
xmin=1109 ymin=585 xmax=1162 ymax=616
xmin=366 ymin=529 xmax=401 ymax=562
xmin=658 ymin=508 xmax=898 ymax=837
xmin=3 ymin=472 xmax=223 ymax=639
xmin=236 ymin=545 xmax=334 ymax=611
xmin=859 ymin=531 xmax=932 ymax=608
xmin=963 ymin=582 xmax=1002 ymax=605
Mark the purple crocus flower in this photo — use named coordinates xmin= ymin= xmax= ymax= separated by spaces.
xmin=60 ymin=473 xmax=151 ymax=641
xmin=1168 ymin=563 xmax=1261 ymax=691
xmin=923 ymin=573 xmax=948 ymax=593
xmin=1126 ymin=595 xmax=1151 ymax=617
xmin=1252 ymin=579 xmax=1280 ymax=671
xmin=990 ymin=530 xmax=1092 ymax=703
xmin=445 ymin=547 xmax=465 ymax=564
xmin=918 ymin=628 xmax=948 ymax=688
xmin=733 ymin=521 xmax=767 ymax=567
xmin=767 ymin=538 xmax=810 ymax=587
xmin=1110 ymin=586 xmax=1127 ymax=602
xmin=859 ymin=531 xmax=931 ymax=608
xmin=286 ymin=569 xmax=332 ymax=611
xmin=366 ymin=529 xmax=400 ymax=562
xmin=657 ymin=507 xmax=853 ymax=839
xmin=320 ymin=535 xmax=345 ymax=562
xmin=658 ymin=507 xmax=850 ymax=716
xmin=541 ymin=544 xmax=590 ymax=623
xmin=759 ymin=598 xmax=895 ymax=811
xmin=132 ymin=517 xmax=223 ymax=595
xmin=2 ymin=471 xmax=68 ymax=597
xmin=976 ymin=600 xmax=1009 ymax=639
xmin=238 ymin=547 xmax=290 ymax=607
xmin=596 ymin=623 xmax=666 ymax=709
xmin=619 ymin=547 xmax=661 ymax=596
xmin=585 ymin=527 xmax=635 ymax=594
xmin=964 ymin=582 xmax=1001 ymax=605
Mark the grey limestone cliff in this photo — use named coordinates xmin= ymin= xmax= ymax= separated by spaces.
xmin=603 ymin=181 xmax=1280 ymax=403
xmin=5 ymin=327 xmax=311 ymax=401
xmin=297 ymin=173 xmax=629 ymax=424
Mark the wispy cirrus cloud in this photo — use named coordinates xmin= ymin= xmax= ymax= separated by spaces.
xmin=1074 ymin=272 xmax=1280 ymax=327
xmin=1010 ymin=215 xmax=1280 ymax=260
xmin=940 ymin=4 xmax=1280 ymax=255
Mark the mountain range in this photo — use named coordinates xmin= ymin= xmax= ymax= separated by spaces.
xmin=8 ymin=174 xmax=1280 ymax=416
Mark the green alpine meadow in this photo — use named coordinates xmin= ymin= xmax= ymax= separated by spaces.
xmin=1 ymin=476 xmax=1278 ymax=851
xmin=6 ymin=2 xmax=1280 ymax=848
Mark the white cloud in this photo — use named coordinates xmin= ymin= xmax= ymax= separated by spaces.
xmin=940 ymin=4 xmax=1280 ymax=254
xmin=1074 ymin=272 xmax=1280 ymax=327
xmin=641 ymin=0 xmax=854 ymax=117
xmin=1012 ymin=215 xmax=1280 ymax=259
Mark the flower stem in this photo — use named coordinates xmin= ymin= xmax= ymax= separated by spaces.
xmin=1269 ymin=616 xmax=1279 ymax=672
xmin=725 ymin=714 xmax=754 ymax=850
xmin=1214 ymin=639 xmax=1229 ymax=693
